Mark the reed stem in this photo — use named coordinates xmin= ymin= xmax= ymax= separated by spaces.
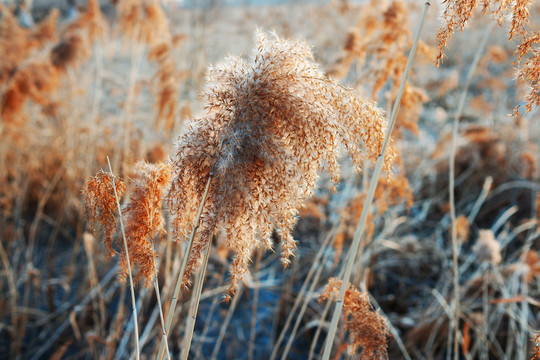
xmin=447 ymin=22 xmax=493 ymax=360
xmin=320 ymin=3 xmax=430 ymax=359
xmin=181 ymin=232 xmax=213 ymax=360
xmin=107 ymin=157 xmax=140 ymax=360
xmin=157 ymin=171 xmax=214 ymax=360
xmin=154 ymin=279 xmax=171 ymax=360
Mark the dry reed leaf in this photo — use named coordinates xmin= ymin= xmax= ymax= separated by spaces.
xmin=168 ymin=31 xmax=394 ymax=299
xmin=489 ymin=295 xmax=527 ymax=304
xmin=462 ymin=322 xmax=470 ymax=356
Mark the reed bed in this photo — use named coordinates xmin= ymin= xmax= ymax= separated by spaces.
xmin=1 ymin=0 xmax=540 ymax=359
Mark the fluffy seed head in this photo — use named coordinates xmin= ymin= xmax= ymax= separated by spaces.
xmin=83 ymin=170 xmax=126 ymax=256
xmin=473 ymin=229 xmax=502 ymax=264
xmin=121 ymin=161 xmax=171 ymax=287
xmin=168 ymin=31 xmax=394 ymax=298
xmin=320 ymin=278 xmax=389 ymax=358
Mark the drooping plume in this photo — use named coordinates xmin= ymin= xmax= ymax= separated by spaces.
xmin=168 ymin=31 xmax=395 ymax=298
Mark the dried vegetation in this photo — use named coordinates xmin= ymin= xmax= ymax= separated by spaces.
xmin=1 ymin=0 xmax=540 ymax=359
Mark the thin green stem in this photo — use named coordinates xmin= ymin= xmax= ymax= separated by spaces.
xmin=107 ymin=157 xmax=140 ymax=360
xmin=320 ymin=3 xmax=430 ymax=359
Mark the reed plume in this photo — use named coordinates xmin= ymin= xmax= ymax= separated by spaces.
xmin=2 ymin=0 xmax=106 ymax=122
xmin=1 ymin=61 xmax=61 ymax=123
xmin=0 ymin=5 xmax=59 ymax=85
xmin=436 ymin=0 xmax=539 ymax=113
xmin=320 ymin=278 xmax=389 ymax=359
xmin=168 ymin=31 xmax=394 ymax=298
xmin=327 ymin=0 xmax=429 ymax=136
xmin=63 ymin=0 xmax=107 ymax=43
xmin=116 ymin=0 xmax=181 ymax=131
xmin=120 ymin=161 xmax=171 ymax=287
xmin=83 ymin=170 xmax=127 ymax=257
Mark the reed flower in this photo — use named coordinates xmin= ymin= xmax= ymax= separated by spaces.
xmin=116 ymin=0 xmax=181 ymax=130
xmin=320 ymin=278 xmax=389 ymax=358
xmin=168 ymin=31 xmax=394 ymax=298
xmin=473 ymin=229 xmax=501 ymax=265
xmin=435 ymin=0 xmax=538 ymax=113
xmin=83 ymin=170 xmax=126 ymax=257
xmin=121 ymin=161 xmax=171 ymax=287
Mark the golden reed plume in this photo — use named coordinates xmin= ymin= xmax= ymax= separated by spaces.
xmin=320 ymin=278 xmax=389 ymax=359
xmin=168 ymin=31 xmax=395 ymax=298
xmin=121 ymin=161 xmax=171 ymax=287
xmin=83 ymin=170 xmax=127 ymax=257
xmin=436 ymin=0 xmax=539 ymax=114
xmin=1 ymin=0 xmax=106 ymax=123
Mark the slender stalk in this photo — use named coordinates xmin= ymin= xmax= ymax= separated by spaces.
xmin=309 ymin=259 xmax=348 ymax=360
xmin=181 ymin=232 xmax=213 ymax=360
xmin=154 ymin=279 xmax=171 ymax=360
xmin=107 ymin=157 xmax=140 ymax=360
xmin=281 ymin=242 xmax=330 ymax=360
xmin=447 ymin=23 xmax=493 ymax=360
xmin=320 ymin=3 xmax=431 ymax=359
xmin=193 ymin=265 xmax=227 ymax=358
xmin=248 ymin=249 xmax=262 ymax=360
xmin=270 ymin=225 xmax=339 ymax=360
xmin=157 ymin=171 xmax=214 ymax=360
xmin=210 ymin=286 xmax=243 ymax=360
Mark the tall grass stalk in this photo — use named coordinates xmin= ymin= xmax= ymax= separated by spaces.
xmin=320 ymin=3 xmax=431 ymax=359
xmin=270 ymin=222 xmax=340 ymax=360
xmin=181 ymin=232 xmax=213 ymax=360
xmin=153 ymin=279 xmax=172 ymax=360
xmin=248 ymin=249 xmax=262 ymax=360
xmin=106 ymin=157 xmax=140 ymax=360
xmin=157 ymin=171 xmax=214 ymax=360
xmin=280 ymin=233 xmax=334 ymax=360
xmin=447 ymin=23 xmax=493 ymax=360
xmin=210 ymin=285 xmax=243 ymax=359
xmin=270 ymin=224 xmax=339 ymax=360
